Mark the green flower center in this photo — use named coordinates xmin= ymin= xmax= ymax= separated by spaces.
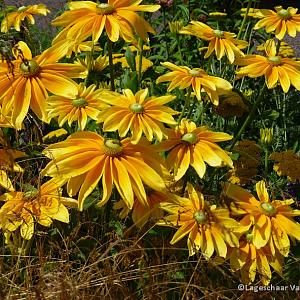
xmin=213 ymin=29 xmax=224 ymax=38
xmin=103 ymin=139 xmax=123 ymax=157
xmin=18 ymin=6 xmax=27 ymax=12
xmin=260 ymin=202 xmax=277 ymax=216
xmin=268 ymin=56 xmax=282 ymax=65
xmin=72 ymin=98 xmax=88 ymax=108
xmin=189 ymin=69 xmax=201 ymax=77
xmin=194 ymin=211 xmax=207 ymax=224
xmin=19 ymin=60 xmax=39 ymax=77
xmin=24 ymin=189 xmax=38 ymax=201
xmin=129 ymin=103 xmax=144 ymax=113
xmin=97 ymin=3 xmax=115 ymax=15
xmin=245 ymin=231 xmax=253 ymax=242
xmin=181 ymin=133 xmax=198 ymax=144
xmin=277 ymin=9 xmax=291 ymax=19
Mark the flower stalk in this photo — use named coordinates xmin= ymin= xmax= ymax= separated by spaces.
xmin=237 ymin=0 xmax=252 ymax=40
xmin=107 ymin=38 xmax=115 ymax=91
xmin=230 ymin=83 xmax=267 ymax=150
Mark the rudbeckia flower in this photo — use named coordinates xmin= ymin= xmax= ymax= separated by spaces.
xmin=114 ymin=189 xmax=175 ymax=228
xmin=236 ymin=39 xmax=300 ymax=93
xmin=156 ymin=62 xmax=232 ymax=105
xmin=254 ymin=6 xmax=300 ymax=40
xmin=179 ymin=21 xmax=248 ymax=63
xmin=113 ymin=53 xmax=153 ymax=73
xmin=229 ymin=233 xmax=283 ymax=285
xmin=156 ymin=119 xmax=233 ymax=181
xmin=158 ymin=183 xmax=239 ymax=257
xmin=52 ymin=1 xmax=160 ymax=44
xmin=0 ymin=148 xmax=25 ymax=191
xmin=41 ymin=132 xmax=167 ymax=211
xmin=0 ymin=41 xmax=86 ymax=129
xmin=223 ymin=180 xmax=300 ymax=257
xmin=1 ymin=4 xmax=50 ymax=33
xmin=98 ymin=88 xmax=178 ymax=144
xmin=0 ymin=179 xmax=75 ymax=240
xmin=48 ymin=83 xmax=108 ymax=130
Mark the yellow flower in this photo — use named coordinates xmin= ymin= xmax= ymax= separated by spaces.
xmin=158 ymin=183 xmax=239 ymax=257
xmin=260 ymin=128 xmax=274 ymax=145
xmin=0 ymin=105 xmax=16 ymax=128
xmin=41 ymin=132 xmax=167 ymax=211
xmin=180 ymin=21 xmax=248 ymax=63
xmin=236 ymin=39 xmax=300 ymax=93
xmin=48 ymin=83 xmax=108 ymax=130
xmin=240 ymin=8 xmax=263 ymax=19
xmin=209 ymin=12 xmax=227 ymax=18
xmin=223 ymin=180 xmax=300 ymax=256
xmin=52 ymin=1 xmax=160 ymax=44
xmin=270 ymin=150 xmax=300 ymax=182
xmin=0 ymin=179 xmax=74 ymax=240
xmin=254 ymin=6 xmax=300 ymax=40
xmin=168 ymin=20 xmax=184 ymax=34
xmin=0 ymin=148 xmax=25 ymax=191
xmin=1 ymin=4 xmax=50 ymax=32
xmin=214 ymin=91 xmax=249 ymax=118
xmin=98 ymin=88 xmax=178 ymax=144
xmin=156 ymin=119 xmax=233 ymax=181
xmin=114 ymin=189 xmax=174 ymax=228
xmin=76 ymin=55 xmax=109 ymax=74
xmin=113 ymin=54 xmax=153 ymax=73
xmin=42 ymin=128 xmax=68 ymax=143
xmin=0 ymin=41 xmax=86 ymax=129
xmin=228 ymin=140 xmax=261 ymax=185
xmin=257 ymin=41 xmax=295 ymax=57
xmin=156 ymin=62 xmax=232 ymax=105
xmin=229 ymin=234 xmax=283 ymax=285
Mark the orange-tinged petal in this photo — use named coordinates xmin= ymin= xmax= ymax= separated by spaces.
xmin=170 ymin=220 xmax=194 ymax=244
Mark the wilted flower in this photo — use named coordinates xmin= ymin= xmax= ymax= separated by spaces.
xmin=214 ymin=91 xmax=249 ymax=118
xmin=0 ymin=148 xmax=25 ymax=191
xmin=270 ymin=150 xmax=300 ymax=182
xmin=0 ymin=179 xmax=75 ymax=240
xmin=228 ymin=140 xmax=261 ymax=185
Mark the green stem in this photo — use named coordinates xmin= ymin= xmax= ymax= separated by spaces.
xmin=176 ymin=34 xmax=184 ymax=65
xmin=276 ymin=39 xmax=281 ymax=55
xmin=107 ymin=39 xmax=115 ymax=91
xmin=162 ymin=8 xmax=169 ymax=60
xmin=264 ymin=147 xmax=269 ymax=174
xmin=178 ymin=88 xmax=192 ymax=122
xmin=237 ymin=0 xmax=252 ymax=40
xmin=229 ymin=83 xmax=267 ymax=150
xmin=137 ymin=39 xmax=143 ymax=88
